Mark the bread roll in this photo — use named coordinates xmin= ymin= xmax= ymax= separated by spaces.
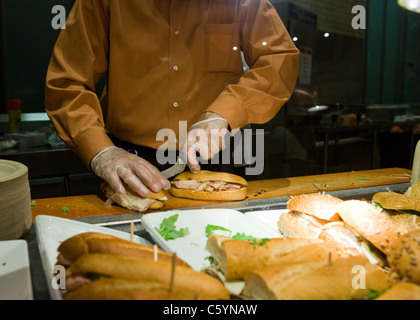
xmin=372 ymin=191 xmax=420 ymax=212
xmin=336 ymin=200 xmax=404 ymax=254
xmin=387 ymin=230 xmax=420 ymax=284
xmin=243 ymin=256 xmax=389 ymax=300
xmin=287 ymin=193 xmax=342 ymax=221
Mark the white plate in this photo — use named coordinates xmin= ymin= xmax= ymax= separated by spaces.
xmin=244 ymin=209 xmax=289 ymax=235
xmin=35 ymin=215 xmax=152 ymax=300
xmin=141 ymin=209 xmax=280 ymax=272
xmin=0 ymin=240 xmax=33 ymax=300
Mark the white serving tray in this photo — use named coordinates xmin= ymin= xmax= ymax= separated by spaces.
xmin=0 ymin=240 xmax=33 ymax=300
xmin=35 ymin=215 xmax=152 ymax=300
xmin=244 ymin=209 xmax=289 ymax=235
xmin=141 ymin=208 xmax=281 ymax=272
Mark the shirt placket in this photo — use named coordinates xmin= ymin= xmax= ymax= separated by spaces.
xmin=168 ymin=2 xmax=183 ymax=144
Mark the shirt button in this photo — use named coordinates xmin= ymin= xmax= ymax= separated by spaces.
xmin=173 ymin=65 xmax=179 ymax=71
xmin=174 ymin=30 xmax=180 ymax=35
xmin=173 ymin=102 xmax=179 ymax=108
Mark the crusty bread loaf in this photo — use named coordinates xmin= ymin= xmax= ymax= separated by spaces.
xmin=287 ymin=193 xmax=342 ymax=221
xmin=66 ymin=253 xmax=229 ymax=300
xmin=375 ymin=282 xmax=420 ymax=300
xmin=243 ymin=255 xmax=389 ymax=300
xmin=65 ymin=278 xmax=225 ymax=300
xmin=57 ymin=232 xmax=190 ymax=268
xmin=372 ymin=191 xmax=420 ymax=212
xmin=336 ymin=200 xmax=404 ymax=255
xmin=169 ymin=186 xmax=247 ymax=201
xmin=277 ymin=210 xmax=326 ymax=239
xmin=173 ymin=170 xmax=248 ymax=186
xmin=205 ymin=236 xmax=343 ymax=281
xmin=387 ymin=230 xmax=420 ymax=284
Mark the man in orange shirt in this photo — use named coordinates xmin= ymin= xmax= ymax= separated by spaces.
xmin=45 ymin=0 xmax=299 ymax=198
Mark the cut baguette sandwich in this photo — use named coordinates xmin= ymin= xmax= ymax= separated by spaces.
xmin=278 ymin=194 xmax=385 ymax=265
xmin=335 ymin=199 xmax=407 ymax=255
xmin=242 ymin=255 xmax=389 ymax=300
xmin=278 ymin=193 xmax=343 ymax=239
xmin=56 ymin=232 xmax=190 ymax=268
xmin=169 ymin=170 xmax=248 ymax=201
xmin=205 ymin=235 xmax=347 ymax=281
xmin=286 ymin=193 xmax=343 ymax=221
xmin=64 ymin=253 xmax=230 ymax=300
xmin=101 ymin=182 xmax=167 ymax=212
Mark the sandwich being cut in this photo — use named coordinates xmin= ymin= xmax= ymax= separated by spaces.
xmin=169 ymin=170 xmax=248 ymax=201
xmin=101 ymin=182 xmax=167 ymax=213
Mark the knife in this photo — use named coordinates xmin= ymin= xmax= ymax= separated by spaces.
xmin=160 ymin=156 xmax=186 ymax=179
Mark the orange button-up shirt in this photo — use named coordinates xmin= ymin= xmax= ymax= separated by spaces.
xmin=45 ymin=0 xmax=300 ymax=168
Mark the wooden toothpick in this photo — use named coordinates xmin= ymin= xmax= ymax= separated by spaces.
xmin=130 ymin=221 xmax=134 ymax=242
xmin=153 ymin=244 xmax=158 ymax=261
xmin=169 ymin=252 xmax=177 ymax=292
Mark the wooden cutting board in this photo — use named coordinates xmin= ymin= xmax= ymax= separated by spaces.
xmin=30 ymin=167 xmax=411 ymax=222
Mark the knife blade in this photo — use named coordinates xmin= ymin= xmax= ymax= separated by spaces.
xmin=160 ymin=157 xmax=186 ymax=179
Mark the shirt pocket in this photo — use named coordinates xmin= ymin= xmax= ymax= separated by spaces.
xmin=202 ymin=23 xmax=241 ymax=73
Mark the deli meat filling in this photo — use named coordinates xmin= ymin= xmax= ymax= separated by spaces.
xmin=172 ymin=180 xmax=242 ymax=192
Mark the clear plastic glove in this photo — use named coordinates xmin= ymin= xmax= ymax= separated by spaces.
xmin=90 ymin=146 xmax=171 ymax=196
xmin=181 ymin=112 xmax=230 ymax=173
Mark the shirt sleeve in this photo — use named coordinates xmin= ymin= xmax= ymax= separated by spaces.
xmin=205 ymin=0 xmax=300 ymax=131
xmin=45 ymin=0 xmax=113 ymax=168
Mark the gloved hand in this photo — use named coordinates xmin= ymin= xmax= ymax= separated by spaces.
xmin=181 ymin=112 xmax=230 ymax=173
xmin=90 ymin=146 xmax=171 ymax=196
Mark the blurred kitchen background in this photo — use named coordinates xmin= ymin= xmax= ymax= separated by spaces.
xmin=0 ymin=0 xmax=419 ymax=198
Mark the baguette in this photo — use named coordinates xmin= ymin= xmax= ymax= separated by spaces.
xmin=56 ymin=232 xmax=190 ymax=268
xmin=243 ymin=255 xmax=389 ymax=300
xmin=374 ymin=282 xmax=420 ymax=300
xmin=372 ymin=191 xmax=420 ymax=212
xmin=169 ymin=170 xmax=248 ymax=201
xmin=206 ymin=236 xmax=345 ymax=281
xmin=65 ymin=253 xmax=230 ymax=300
xmin=64 ymin=278 xmax=221 ymax=300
